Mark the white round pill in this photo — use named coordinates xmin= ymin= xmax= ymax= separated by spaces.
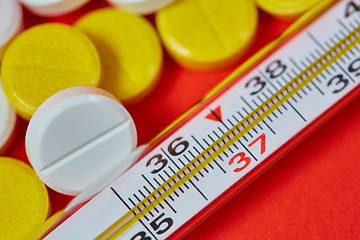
xmin=108 ymin=0 xmax=175 ymax=15
xmin=0 ymin=80 xmax=17 ymax=154
xmin=0 ymin=0 xmax=22 ymax=60
xmin=26 ymin=86 xmax=137 ymax=195
xmin=18 ymin=0 xmax=90 ymax=17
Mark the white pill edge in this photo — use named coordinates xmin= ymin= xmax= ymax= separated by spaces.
xmin=0 ymin=0 xmax=22 ymax=59
xmin=18 ymin=0 xmax=90 ymax=17
xmin=108 ymin=0 xmax=175 ymax=15
xmin=0 ymin=80 xmax=17 ymax=154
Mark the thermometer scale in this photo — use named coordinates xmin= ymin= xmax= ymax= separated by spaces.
xmin=40 ymin=0 xmax=360 ymax=239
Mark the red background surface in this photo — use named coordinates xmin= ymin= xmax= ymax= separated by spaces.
xmin=3 ymin=0 xmax=360 ymax=239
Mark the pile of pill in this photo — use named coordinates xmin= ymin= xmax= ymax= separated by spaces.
xmin=0 ymin=0 xmax=321 ymax=239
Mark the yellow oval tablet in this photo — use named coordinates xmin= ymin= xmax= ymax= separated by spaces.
xmin=75 ymin=8 xmax=162 ymax=104
xmin=156 ymin=0 xmax=258 ymax=71
xmin=0 ymin=157 xmax=49 ymax=240
xmin=256 ymin=0 xmax=322 ymax=20
xmin=1 ymin=23 xmax=100 ymax=120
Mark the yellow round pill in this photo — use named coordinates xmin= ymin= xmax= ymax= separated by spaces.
xmin=156 ymin=0 xmax=258 ymax=71
xmin=75 ymin=8 xmax=162 ymax=104
xmin=0 ymin=23 xmax=101 ymax=120
xmin=0 ymin=157 xmax=49 ymax=240
xmin=255 ymin=0 xmax=322 ymax=20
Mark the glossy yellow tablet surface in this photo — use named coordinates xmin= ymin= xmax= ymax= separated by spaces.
xmin=0 ymin=157 xmax=49 ymax=240
xmin=75 ymin=8 xmax=162 ymax=104
xmin=0 ymin=23 xmax=100 ymax=120
xmin=256 ymin=0 xmax=322 ymax=20
xmin=156 ymin=0 xmax=258 ymax=71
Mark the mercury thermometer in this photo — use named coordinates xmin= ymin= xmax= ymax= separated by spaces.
xmin=36 ymin=0 xmax=360 ymax=239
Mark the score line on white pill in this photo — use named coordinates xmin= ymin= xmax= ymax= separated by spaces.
xmin=26 ymin=86 xmax=137 ymax=195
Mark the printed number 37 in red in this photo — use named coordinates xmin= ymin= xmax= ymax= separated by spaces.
xmin=228 ymin=133 xmax=266 ymax=173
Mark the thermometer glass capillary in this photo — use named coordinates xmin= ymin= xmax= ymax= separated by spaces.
xmin=41 ymin=0 xmax=360 ymax=239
